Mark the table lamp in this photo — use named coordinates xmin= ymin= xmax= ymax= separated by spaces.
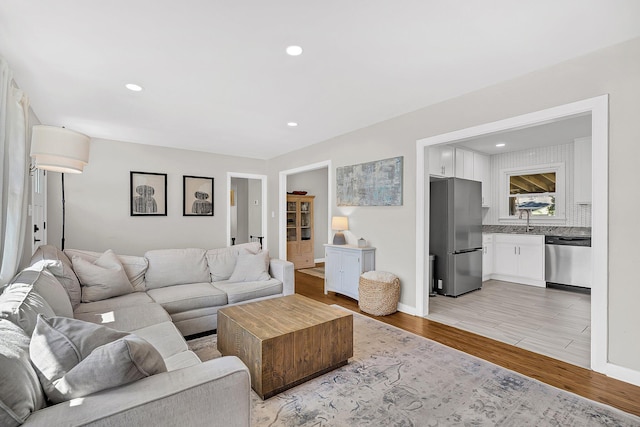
xmin=331 ymin=216 xmax=348 ymax=245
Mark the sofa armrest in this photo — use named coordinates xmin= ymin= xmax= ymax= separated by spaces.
xmin=269 ymin=258 xmax=294 ymax=295
xmin=24 ymin=356 xmax=250 ymax=427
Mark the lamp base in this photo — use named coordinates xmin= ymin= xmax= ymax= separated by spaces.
xmin=333 ymin=232 xmax=346 ymax=245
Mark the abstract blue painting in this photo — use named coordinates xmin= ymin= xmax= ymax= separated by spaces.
xmin=337 ymin=156 xmax=403 ymax=206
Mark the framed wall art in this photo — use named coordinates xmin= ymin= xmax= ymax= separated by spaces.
xmin=183 ymin=175 xmax=214 ymax=216
xmin=130 ymin=171 xmax=167 ymax=216
xmin=336 ymin=156 xmax=403 ymax=206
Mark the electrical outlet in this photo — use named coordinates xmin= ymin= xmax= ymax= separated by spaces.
xmin=437 ymin=280 xmax=443 ymax=290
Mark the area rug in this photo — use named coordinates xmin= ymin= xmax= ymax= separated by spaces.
xmin=297 ymin=266 xmax=325 ymax=279
xmin=187 ymin=310 xmax=639 ymax=426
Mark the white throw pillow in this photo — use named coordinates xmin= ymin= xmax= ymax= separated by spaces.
xmin=64 ymin=249 xmax=149 ymax=291
xmin=227 ymin=250 xmax=270 ymax=283
xmin=72 ymin=250 xmax=134 ymax=302
xmin=29 ymin=315 xmax=167 ymax=404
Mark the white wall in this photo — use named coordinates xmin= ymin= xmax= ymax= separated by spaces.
xmin=287 ymin=168 xmax=329 ymax=260
xmin=267 ymin=37 xmax=640 ymax=373
xmin=47 ymin=138 xmax=265 ymax=255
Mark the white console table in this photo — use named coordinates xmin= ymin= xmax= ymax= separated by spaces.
xmin=324 ymin=244 xmax=376 ymax=300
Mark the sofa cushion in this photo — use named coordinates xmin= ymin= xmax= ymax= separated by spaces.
xmin=0 ymin=283 xmax=56 ymax=335
xmin=74 ymin=291 xmax=154 ymax=315
xmin=30 ymin=245 xmax=82 ymax=309
xmin=131 ymin=321 xmax=188 ymax=360
xmin=65 ymin=249 xmax=148 ymax=291
xmin=145 ymin=248 xmax=210 ymax=289
xmin=30 ymin=315 xmax=167 ymax=404
xmin=213 ymin=279 xmax=283 ymax=304
xmin=0 ymin=319 xmax=46 ymax=427
xmin=72 ymin=250 xmax=135 ymax=302
xmin=9 ymin=268 xmax=73 ymax=318
xmin=206 ymin=242 xmax=262 ymax=282
xmin=74 ymin=303 xmax=171 ymax=332
xmin=227 ymin=250 xmax=270 ymax=283
xmin=147 ymin=283 xmax=227 ymax=314
xmin=164 ymin=351 xmax=202 ymax=371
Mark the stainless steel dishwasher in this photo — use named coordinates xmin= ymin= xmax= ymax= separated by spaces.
xmin=545 ymin=235 xmax=591 ymax=291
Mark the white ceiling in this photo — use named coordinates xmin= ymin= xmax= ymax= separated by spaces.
xmin=453 ymin=113 xmax=592 ymax=155
xmin=1 ymin=1 xmax=639 ymax=160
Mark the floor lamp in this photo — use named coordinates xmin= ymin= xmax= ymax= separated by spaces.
xmin=30 ymin=125 xmax=90 ymax=250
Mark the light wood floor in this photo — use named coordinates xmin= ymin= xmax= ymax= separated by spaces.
xmin=294 ymin=269 xmax=640 ymax=418
xmin=427 ymin=280 xmax=591 ymax=368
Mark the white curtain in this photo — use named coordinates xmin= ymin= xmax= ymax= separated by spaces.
xmin=0 ymin=56 xmax=30 ymax=285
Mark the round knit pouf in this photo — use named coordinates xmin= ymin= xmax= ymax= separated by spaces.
xmin=358 ymin=271 xmax=400 ymax=316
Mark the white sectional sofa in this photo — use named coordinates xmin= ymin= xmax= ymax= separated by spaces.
xmin=0 ymin=242 xmax=295 ymax=427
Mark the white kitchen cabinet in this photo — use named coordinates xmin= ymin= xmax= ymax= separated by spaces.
xmin=493 ymin=234 xmax=545 ymax=287
xmin=428 ymin=146 xmax=455 ymax=177
xmin=574 ymin=137 xmax=592 ymax=204
xmin=474 ymin=153 xmax=491 ymax=207
xmin=455 ymin=148 xmax=474 ymax=180
xmin=324 ymin=244 xmax=376 ymax=300
xmin=482 ymin=233 xmax=493 ymax=281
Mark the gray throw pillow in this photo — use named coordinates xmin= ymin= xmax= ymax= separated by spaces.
xmin=29 ymin=315 xmax=167 ymax=404
xmin=30 ymin=245 xmax=82 ymax=309
xmin=227 ymin=250 xmax=271 ymax=282
xmin=0 ymin=319 xmax=46 ymax=427
xmin=72 ymin=249 xmax=135 ymax=302
xmin=0 ymin=283 xmax=56 ymax=336
xmin=10 ymin=268 xmax=74 ymax=318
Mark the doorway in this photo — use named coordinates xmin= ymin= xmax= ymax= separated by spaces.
xmin=416 ymin=95 xmax=608 ymax=373
xmin=227 ymin=173 xmax=267 ymax=248
xmin=278 ymin=161 xmax=332 ymax=261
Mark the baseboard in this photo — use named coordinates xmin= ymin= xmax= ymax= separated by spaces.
xmin=490 ymin=274 xmax=545 ymax=287
xmin=314 ymin=257 xmax=325 ymax=264
xmin=397 ymin=302 xmax=416 ymax=316
xmin=605 ymin=362 xmax=640 ymax=387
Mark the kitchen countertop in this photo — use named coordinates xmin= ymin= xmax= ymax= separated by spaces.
xmin=482 ymin=225 xmax=591 ymax=237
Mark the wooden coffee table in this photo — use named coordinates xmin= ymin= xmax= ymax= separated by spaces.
xmin=217 ymin=294 xmax=353 ymax=399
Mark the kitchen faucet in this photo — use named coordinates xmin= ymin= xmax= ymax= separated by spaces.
xmin=518 ymin=209 xmax=533 ymax=233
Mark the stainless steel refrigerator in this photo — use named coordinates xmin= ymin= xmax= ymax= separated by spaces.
xmin=430 ymin=177 xmax=483 ymax=297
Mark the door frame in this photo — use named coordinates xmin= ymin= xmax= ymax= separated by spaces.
xmin=31 ymin=167 xmax=47 ymax=253
xmin=415 ymin=95 xmax=608 ymax=374
xmin=278 ymin=160 xmax=332 ymax=260
xmin=226 ymin=172 xmax=267 ymax=248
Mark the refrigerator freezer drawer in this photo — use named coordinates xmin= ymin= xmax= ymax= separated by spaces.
xmin=444 ymin=250 xmax=482 ymax=297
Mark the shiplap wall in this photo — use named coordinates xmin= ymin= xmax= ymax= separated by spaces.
xmin=483 ymin=142 xmax=591 ymax=227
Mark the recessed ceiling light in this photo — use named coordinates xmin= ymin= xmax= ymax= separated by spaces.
xmin=287 ymin=122 xmax=298 ymax=127
xmin=125 ymin=83 xmax=143 ymax=92
xmin=496 ymin=143 xmax=506 ymax=147
xmin=286 ymin=46 xmax=303 ymax=56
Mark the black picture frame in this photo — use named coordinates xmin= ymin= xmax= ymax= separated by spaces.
xmin=130 ymin=171 xmax=167 ymax=216
xmin=183 ymin=175 xmax=214 ymax=216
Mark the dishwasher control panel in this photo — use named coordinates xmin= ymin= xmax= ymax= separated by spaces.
xmin=545 ymin=235 xmax=591 ymax=247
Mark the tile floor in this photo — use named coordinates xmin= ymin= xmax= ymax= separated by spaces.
xmin=425 ymin=280 xmax=591 ymax=368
